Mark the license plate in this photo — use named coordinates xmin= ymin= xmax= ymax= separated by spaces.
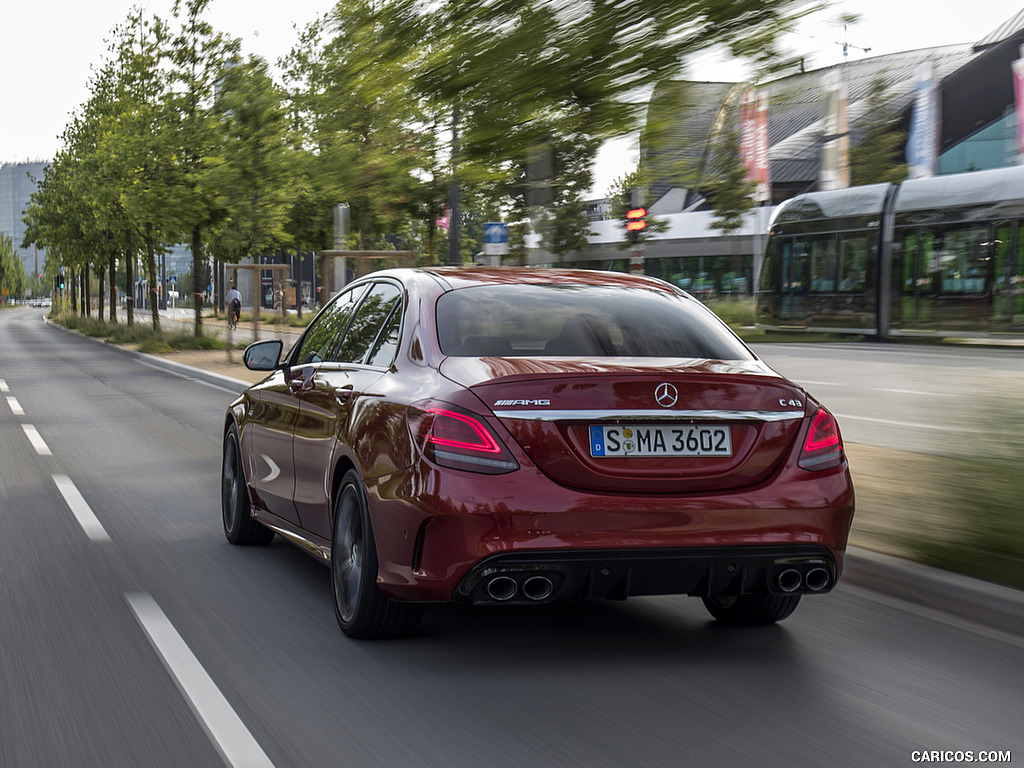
xmin=589 ymin=424 xmax=732 ymax=457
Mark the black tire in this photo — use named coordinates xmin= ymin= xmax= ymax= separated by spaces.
xmin=331 ymin=470 xmax=423 ymax=639
xmin=702 ymin=593 xmax=801 ymax=625
xmin=222 ymin=424 xmax=275 ymax=545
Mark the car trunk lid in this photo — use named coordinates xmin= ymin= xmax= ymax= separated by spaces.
xmin=440 ymin=357 xmax=807 ymax=494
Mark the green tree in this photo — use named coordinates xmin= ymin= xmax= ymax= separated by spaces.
xmin=208 ymin=55 xmax=296 ymax=268
xmin=62 ymin=58 xmax=135 ymax=323
xmin=103 ymin=10 xmax=179 ymax=332
xmin=167 ymin=0 xmax=239 ymax=334
xmin=282 ymin=2 xmax=430 ymax=252
xmin=21 ymin=147 xmax=97 ymax=315
xmin=850 ymin=77 xmax=908 ymax=186
xmin=412 ymin=0 xmax=805 ymax=212
xmin=0 ymin=234 xmax=26 ymax=301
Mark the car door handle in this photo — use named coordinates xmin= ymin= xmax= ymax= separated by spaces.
xmin=288 ymin=367 xmax=316 ymax=393
xmin=335 ymin=385 xmax=354 ymax=404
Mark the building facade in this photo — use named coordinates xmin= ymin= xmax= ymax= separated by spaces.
xmin=0 ymin=161 xmax=47 ymax=280
xmin=555 ymin=11 xmax=1024 ymax=301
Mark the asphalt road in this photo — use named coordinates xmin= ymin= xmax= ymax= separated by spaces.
xmin=755 ymin=341 xmax=1024 ymax=455
xmin=1 ymin=310 xmax=1021 ymax=767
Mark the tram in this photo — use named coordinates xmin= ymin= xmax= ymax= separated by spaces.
xmin=756 ymin=165 xmax=1024 ymax=337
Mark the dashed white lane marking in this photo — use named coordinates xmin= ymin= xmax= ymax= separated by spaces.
xmin=0 ymin=378 xmax=8 ymax=392
xmin=6 ymin=396 xmax=24 ymax=415
xmin=52 ymin=474 xmax=110 ymax=542
xmin=22 ymin=424 xmax=52 ymax=455
xmin=126 ymin=593 xmax=276 ymax=768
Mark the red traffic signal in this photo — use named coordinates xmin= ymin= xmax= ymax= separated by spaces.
xmin=626 ymin=207 xmax=647 ymax=231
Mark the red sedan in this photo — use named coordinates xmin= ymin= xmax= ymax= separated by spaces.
xmin=222 ymin=267 xmax=854 ymax=638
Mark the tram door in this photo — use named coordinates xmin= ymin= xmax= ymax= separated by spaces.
xmin=895 ymin=229 xmax=936 ymax=327
xmin=993 ymin=221 xmax=1024 ymax=330
xmin=896 ymin=225 xmax=993 ymax=331
xmin=779 ymin=238 xmax=808 ymax=322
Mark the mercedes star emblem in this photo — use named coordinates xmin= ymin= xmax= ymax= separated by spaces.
xmin=655 ymin=382 xmax=678 ymax=408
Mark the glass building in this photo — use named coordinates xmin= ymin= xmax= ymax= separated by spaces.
xmin=0 ymin=161 xmax=48 ymax=280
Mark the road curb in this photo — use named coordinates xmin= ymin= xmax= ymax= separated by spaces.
xmin=43 ymin=316 xmax=251 ymax=393
xmin=125 ymin=348 xmax=251 ymax=392
xmin=844 ymin=547 xmax=1024 ymax=637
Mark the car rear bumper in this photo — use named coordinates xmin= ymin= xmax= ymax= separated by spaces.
xmin=452 ymin=545 xmax=838 ymax=605
xmin=367 ymin=460 xmax=854 ymax=603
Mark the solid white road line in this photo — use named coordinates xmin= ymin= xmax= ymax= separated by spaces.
xmin=833 ymin=413 xmax=983 ymax=433
xmin=125 ymin=593 xmax=276 ymax=768
xmin=796 ymin=380 xmax=956 ymax=397
xmin=22 ymin=424 xmax=52 ymax=455
xmin=6 ymin=396 xmax=24 ymax=415
xmin=52 ymin=474 xmax=110 ymax=542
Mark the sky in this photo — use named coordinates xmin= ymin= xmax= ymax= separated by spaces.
xmin=3 ymin=0 xmax=1022 ymax=198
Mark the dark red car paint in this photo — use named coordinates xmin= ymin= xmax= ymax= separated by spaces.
xmin=226 ymin=267 xmax=854 ymax=614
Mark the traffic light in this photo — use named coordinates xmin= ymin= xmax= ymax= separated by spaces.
xmin=626 ymin=207 xmax=647 ymax=243
xmin=626 ymin=207 xmax=647 ymax=231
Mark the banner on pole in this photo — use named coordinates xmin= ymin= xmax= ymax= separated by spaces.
xmin=907 ymin=62 xmax=938 ymax=179
xmin=1013 ymin=47 xmax=1024 ymax=164
xmin=740 ymin=89 xmax=771 ymax=202
xmin=820 ymin=72 xmax=850 ymax=191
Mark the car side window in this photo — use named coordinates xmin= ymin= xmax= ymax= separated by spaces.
xmin=294 ymin=284 xmax=369 ymax=365
xmin=336 ymin=282 xmax=402 ymax=364
xmin=366 ymin=302 xmax=402 ymax=367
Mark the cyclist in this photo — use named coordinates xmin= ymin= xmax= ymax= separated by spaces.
xmin=226 ymin=285 xmax=242 ymax=330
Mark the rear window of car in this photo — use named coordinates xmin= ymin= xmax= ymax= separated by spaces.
xmin=435 ymin=283 xmax=754 ymax=360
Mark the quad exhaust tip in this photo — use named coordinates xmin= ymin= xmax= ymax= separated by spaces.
xmin=522 ymin=576 xmax=554 ymax=601
xmin=486 ymin=576 xmax=518 ymax=601
xmin=484 ymin=574 xmax=556 ymax=602
xmin=776 ymin=566 xmax=831 ymax=593
xmin=805 ymin=567 xmax=830 ymax=592
xmin=778 ymin=569 xmax=802 ymax=593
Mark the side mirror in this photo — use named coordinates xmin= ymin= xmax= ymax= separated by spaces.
xmin=243 ymin=339 xmax=284 ymax=371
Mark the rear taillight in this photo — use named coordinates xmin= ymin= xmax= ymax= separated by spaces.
xmin=408 ymin=400 xmax=519 ymax=474
xmin=798 ymin=408 xmax=844 ymax=471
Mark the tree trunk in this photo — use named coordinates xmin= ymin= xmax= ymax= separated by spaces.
xmin=214 ymin=258 xmax=221 ymax=313
xmin=192 ymin=225 xmax=204 ymax=337
xmin=145 ymin=223 xmax=160 ymax=333
xmin=109 ymin=253 xmax=117 ymax=323
xmin=70 ymin=270 xmax=78 ymax=314
xmin=126 ymin=245 xmax=135 ymax=327
xmin=98 ymin=267 xmax=105 ymax=320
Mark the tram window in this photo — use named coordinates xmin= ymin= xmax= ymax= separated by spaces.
xmin=901 ymin=231 xmax=935 ymax=292
xmin=993 ymin=223 xmax=1013 ymax=323
xmin=809 ymin=236 xmax=837 ymax=292
xmin=838 ymin=234 xmax=868 ymax=292
xmin=1014 ymin=226 xmax=1024 ymax=323
xmin=938 ymin=226 xmax=988 ymax=294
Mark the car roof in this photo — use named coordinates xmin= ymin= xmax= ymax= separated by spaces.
xmin=370 ymin=266 xmax=684 ymax=295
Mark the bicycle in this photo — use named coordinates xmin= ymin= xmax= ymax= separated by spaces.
xmin=228 ymin=300 xmax=240 ymax=331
